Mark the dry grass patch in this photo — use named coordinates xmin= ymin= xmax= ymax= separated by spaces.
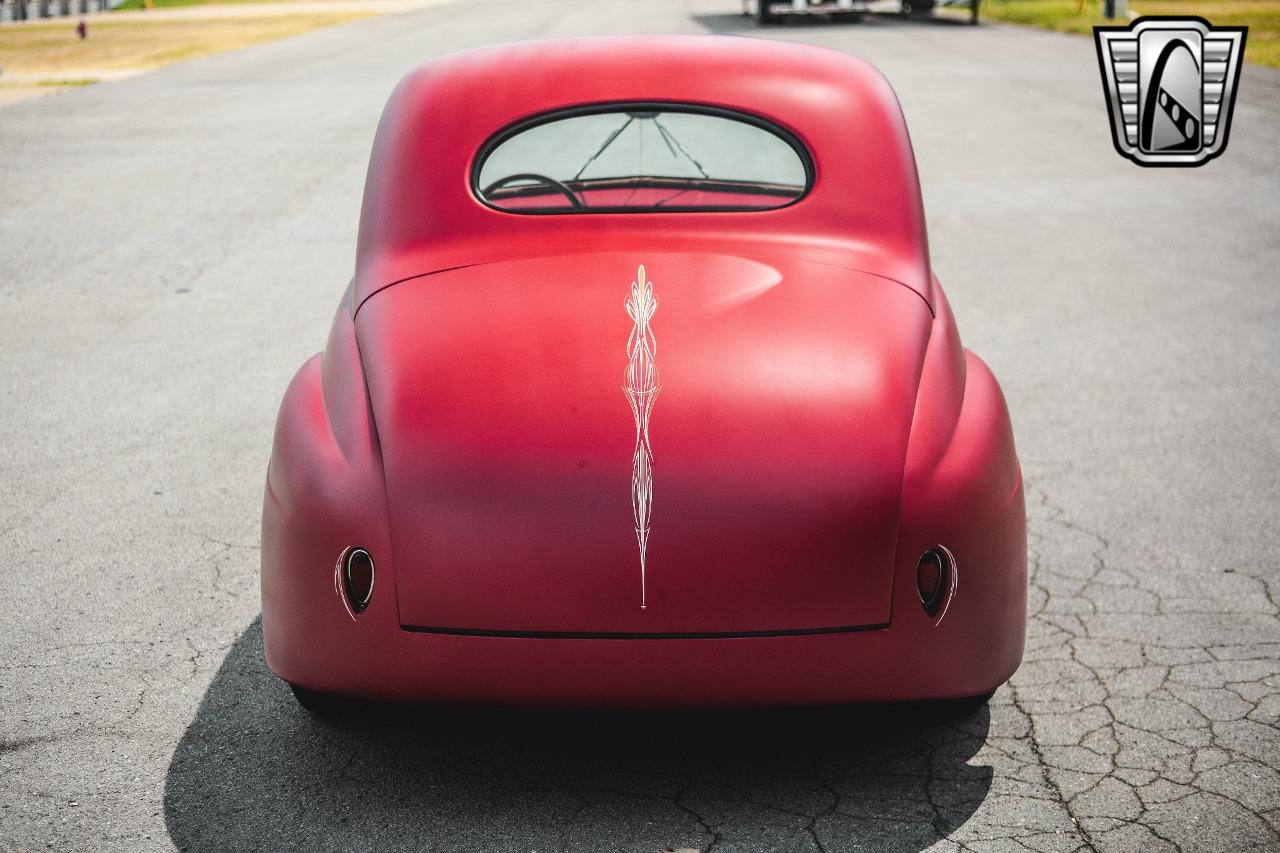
xmin=0 ymin=13 xmax=370 ymax=73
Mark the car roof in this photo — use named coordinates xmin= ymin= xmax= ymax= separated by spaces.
xmin=354 ymin=35 xmax=929 ymax=307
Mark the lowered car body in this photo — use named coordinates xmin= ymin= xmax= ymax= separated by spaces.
xmin=261 ymin=35 xmax=1026 ymax=707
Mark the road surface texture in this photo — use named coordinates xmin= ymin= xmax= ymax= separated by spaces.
xmin=2 ymin=1 xmax=1278 ymax=850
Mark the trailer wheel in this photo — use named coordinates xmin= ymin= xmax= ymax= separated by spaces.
xmin=755 ymin=0 xmax=781 ymax=24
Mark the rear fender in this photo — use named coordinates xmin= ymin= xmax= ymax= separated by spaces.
xmin=892 ymin=279 xmax=1026 ymax=694
xmin=261 ymin=285 xmax=398 ymax=692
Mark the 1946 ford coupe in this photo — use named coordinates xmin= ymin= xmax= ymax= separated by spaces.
xmin=261 ymin=35 xmax=1027 ymax=710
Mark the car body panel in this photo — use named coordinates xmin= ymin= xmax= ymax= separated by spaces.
xmin=356 ymin=252 xmax=930 ymax=634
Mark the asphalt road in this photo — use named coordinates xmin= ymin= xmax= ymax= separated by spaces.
xmin=2 ymin=1 xmax=1279 ymax=850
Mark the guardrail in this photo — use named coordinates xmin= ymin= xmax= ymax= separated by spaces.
xmin=1 ymin=0 xmax=119 ymax=24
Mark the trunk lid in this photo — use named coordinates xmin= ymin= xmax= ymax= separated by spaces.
xmin=356 ymin=252 xmax=930 ymax=634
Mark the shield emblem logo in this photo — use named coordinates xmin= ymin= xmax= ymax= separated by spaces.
xmin=1095 ymin=17 xmax=1247 ymax=167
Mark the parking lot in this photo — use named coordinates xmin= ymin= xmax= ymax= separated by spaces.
xmin=1 ymin=0 xmax=1278 ymax=850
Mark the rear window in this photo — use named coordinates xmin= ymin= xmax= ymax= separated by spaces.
xmin=473 ymin=105 xmax=811 ymax=214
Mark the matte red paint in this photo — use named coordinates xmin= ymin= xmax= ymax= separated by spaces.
xmin=260 ymin=35 xmax=1027 ymax=706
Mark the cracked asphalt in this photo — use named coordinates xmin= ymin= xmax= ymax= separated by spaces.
xmin=2 ymin=0 xmax=1278 ymax=850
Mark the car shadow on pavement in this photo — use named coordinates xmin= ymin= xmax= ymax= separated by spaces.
xmin=164 ymin=618 xmax=992 ymax=853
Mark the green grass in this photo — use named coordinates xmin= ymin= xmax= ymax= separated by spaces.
xmin=979 ymin=0 xmax=1110 ymax=32
xmin=36 ymin=77 xmax=99 ymax=85
xmin=980 ymin=0 xmax=1280 ymax=67
xmin=113 ymin=0 xmax=300 ymax=9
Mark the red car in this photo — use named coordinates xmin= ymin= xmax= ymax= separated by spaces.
xmin=261 ymin=35 xmax=1026 ymax=711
